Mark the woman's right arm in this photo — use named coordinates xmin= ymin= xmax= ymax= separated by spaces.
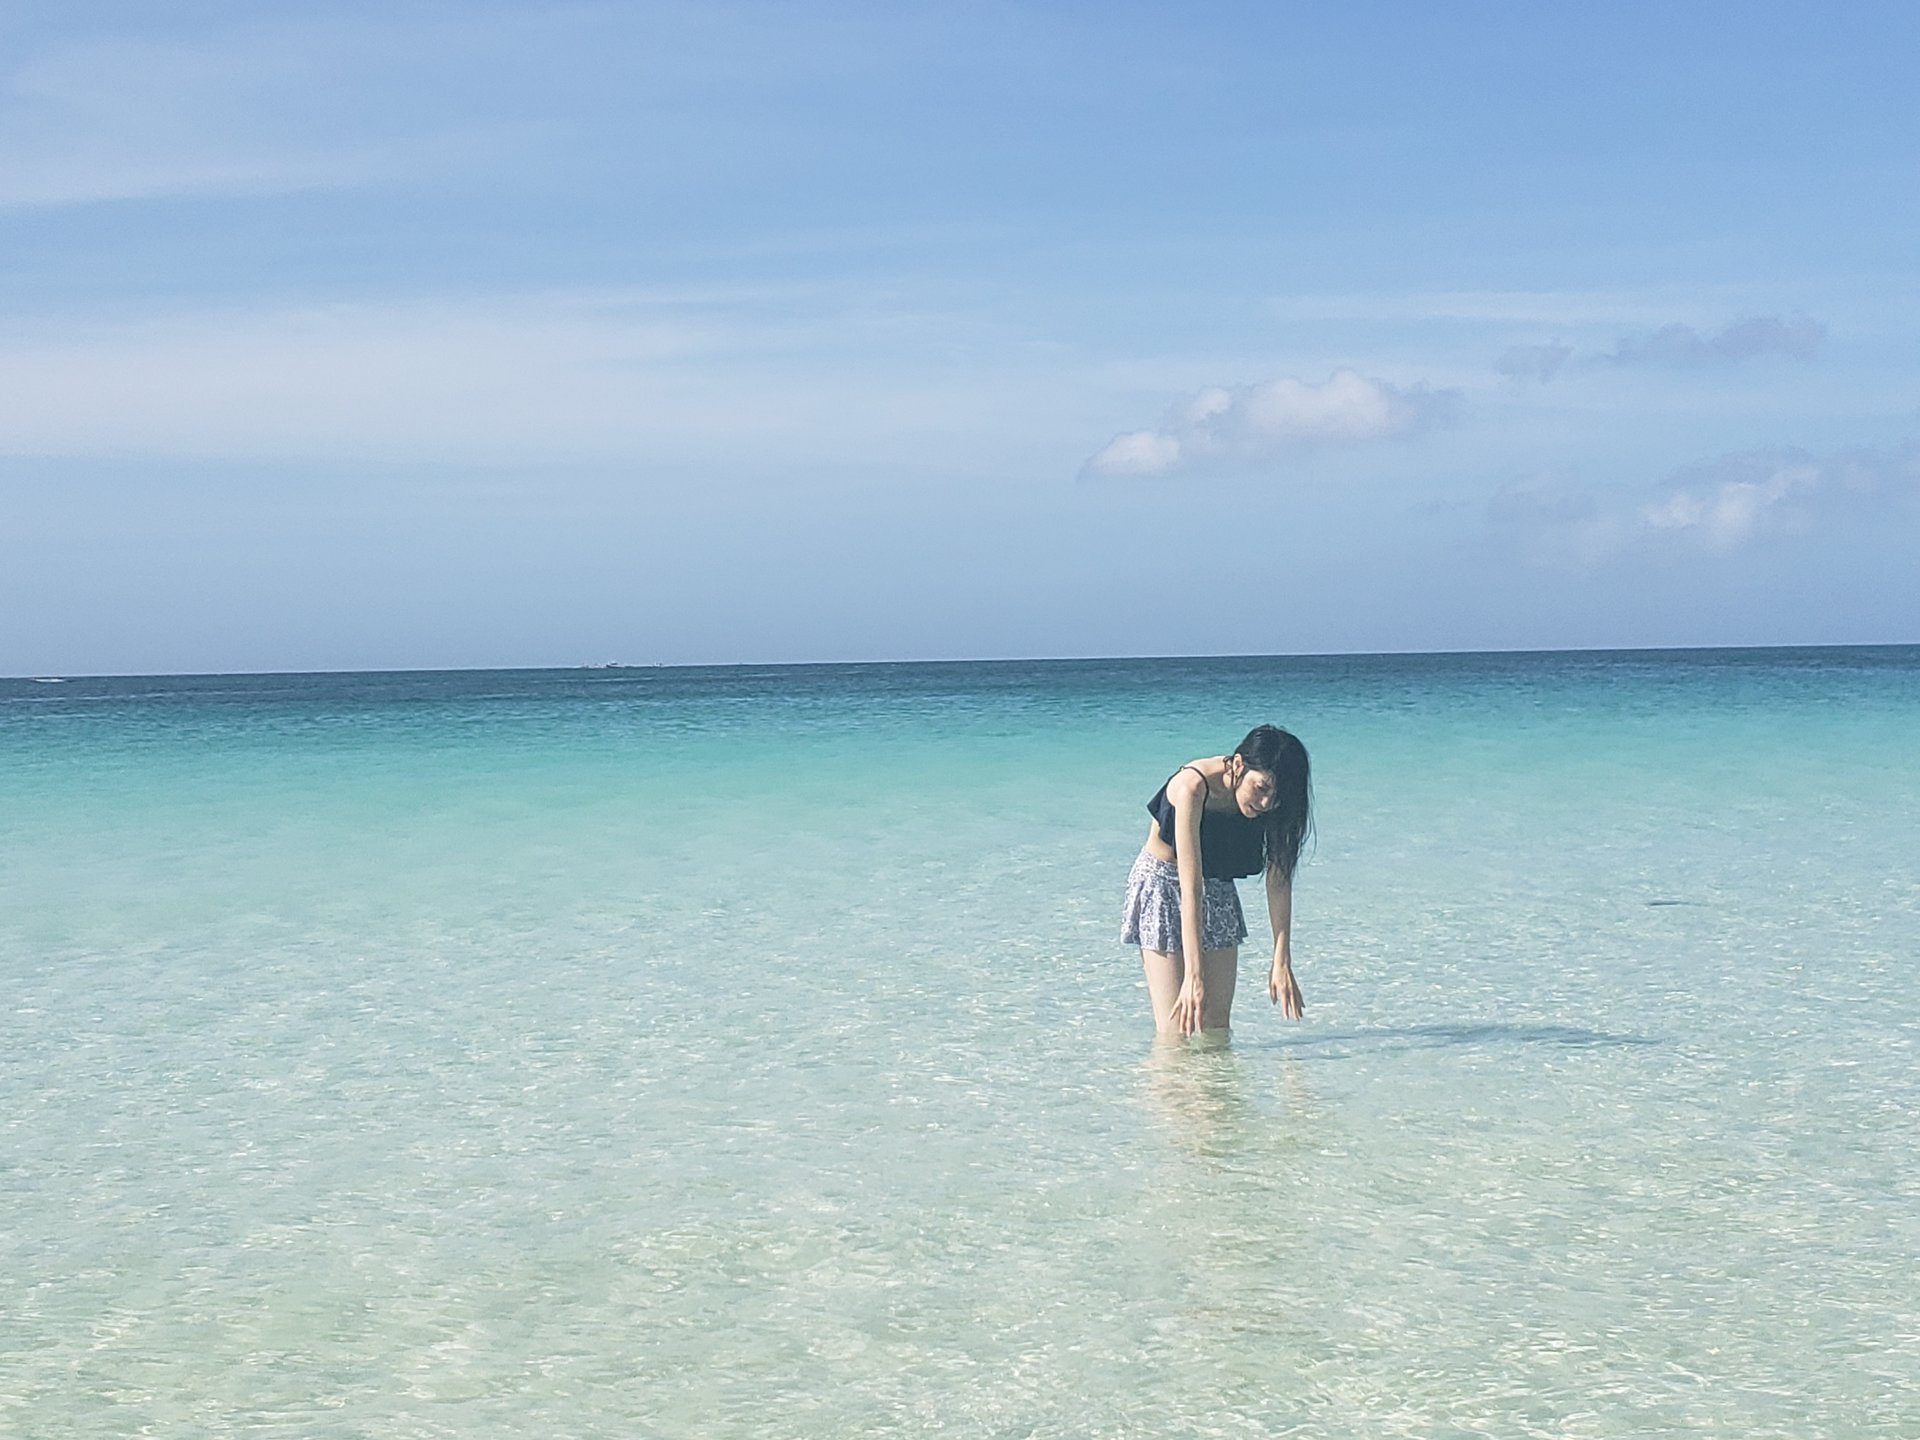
xmin=1169 ymin=767 xmax=1209 ymax=1036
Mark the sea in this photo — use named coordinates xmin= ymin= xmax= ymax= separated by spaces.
xmin=3 ymin=648 xmax=1917 ymax=1438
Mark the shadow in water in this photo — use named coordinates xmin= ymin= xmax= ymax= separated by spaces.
xmin=1252 ymin=1021 xmax=1661 ymax=1057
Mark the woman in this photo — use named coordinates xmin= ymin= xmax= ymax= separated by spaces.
xmin=1121 ymin=725 xmax=1312 ymax=1037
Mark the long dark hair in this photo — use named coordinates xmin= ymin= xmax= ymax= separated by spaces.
xmin=1236 ymin=724 xmax=1312 ymax=881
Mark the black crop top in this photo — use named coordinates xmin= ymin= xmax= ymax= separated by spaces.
xmin=1148 ymin=767 xmax=1267 ymax=880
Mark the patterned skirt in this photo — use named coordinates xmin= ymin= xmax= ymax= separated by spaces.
xmin=1120 ymin=851 xmax=1248 ymax=954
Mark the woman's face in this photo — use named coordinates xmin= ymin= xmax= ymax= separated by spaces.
xmin=1234 ymin=763 xmax=1278 ymax=817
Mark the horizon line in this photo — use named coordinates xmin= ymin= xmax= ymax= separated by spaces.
xmin=9 ymin=637 xmax=1918 ymax=683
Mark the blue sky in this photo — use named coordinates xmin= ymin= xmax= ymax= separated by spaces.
xmin=3 ymin=1 xmax=1916 ymax=673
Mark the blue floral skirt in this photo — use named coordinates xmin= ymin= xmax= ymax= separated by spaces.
xmin=1120 ymin=852 xmax=1248 ymax=954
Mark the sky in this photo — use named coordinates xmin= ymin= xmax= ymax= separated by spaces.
xmin=2 ymin=0 xmax=1916 ymax=674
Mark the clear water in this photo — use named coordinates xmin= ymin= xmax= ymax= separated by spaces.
xmin=3 ymin=650 xmax=1917 ymax=1438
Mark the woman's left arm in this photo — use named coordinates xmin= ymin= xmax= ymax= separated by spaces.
xmin=1265 ymin=869 xmax=1303 ymax=1020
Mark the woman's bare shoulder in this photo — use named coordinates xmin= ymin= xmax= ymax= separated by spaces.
xmin=1166 ymin=760 xmax=1212 ymax=805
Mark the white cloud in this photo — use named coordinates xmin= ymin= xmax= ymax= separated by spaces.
xmin=1490 ymin=444 xmax=1918 ymax=566
xmin=1087 ymin=429 xmax=1184 ymax=476
xmin=1083 ymin=369 xmax=1457 ymax=478
xmin=1641 ymin=447 xmax=1901 ymax=548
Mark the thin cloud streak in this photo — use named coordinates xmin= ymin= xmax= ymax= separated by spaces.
xmin=1265 ymin=289 xmax=1692 ymax=327
xmin=0 ymin=13 xmax=531 ymax=209
xmin=1495 ymin=314 xmax=1827 ymax=383
xmin=1601 ymin=315 xmax=1825 ymax=368
xmin=0 ymin=289 xmax=1052 ymax=465
xmin=1494 ymin=344 xmax=1573 ymax=383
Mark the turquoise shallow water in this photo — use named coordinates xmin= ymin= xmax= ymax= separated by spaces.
xmin=3 ymin=649 xmax=1918 ymax=1437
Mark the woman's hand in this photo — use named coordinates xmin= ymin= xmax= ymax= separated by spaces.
xmin=1268 ymin=961 xmax=1303 ymax=1021
xmin=1170 ymin=977 xmax=1208 ymax=1036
